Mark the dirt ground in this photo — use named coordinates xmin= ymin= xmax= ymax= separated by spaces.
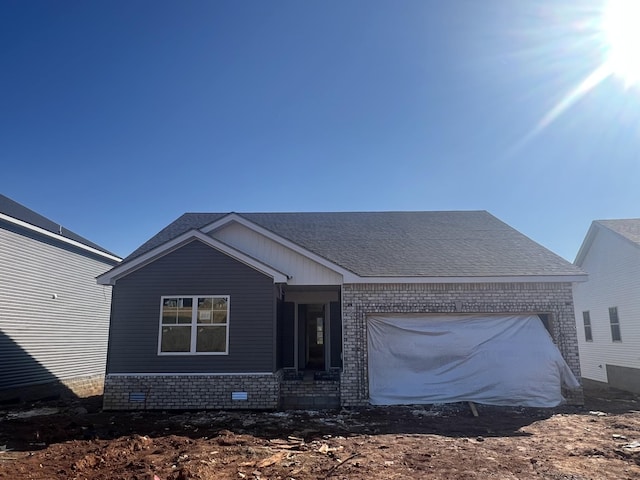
xmin=1 ymin=386 xmax=639 ymax=480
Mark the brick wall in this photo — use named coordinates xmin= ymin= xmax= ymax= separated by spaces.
xmin=280 ymin=370 xmax=340 ymax=409
xmin=103 ymin=373 xmax=282 ymax=410
xmin=65 ymin=374 xmax=105 ymax=398
xmin=0 ymin=374 xmax=104 ymax=403
xmin=340 ymin=282 xmax=583 ymax=406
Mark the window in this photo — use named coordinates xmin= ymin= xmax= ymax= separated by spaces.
xmin=582 ymin=311 xmax=593 ymax=342
xmin=609 ymin=306 xmax=621 ymax=342
xmin=159 ymin=296 xmax=229 ymax=354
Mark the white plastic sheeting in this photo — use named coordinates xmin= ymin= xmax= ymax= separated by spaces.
xmin=367 ymin=314 xmax=580 ymax=407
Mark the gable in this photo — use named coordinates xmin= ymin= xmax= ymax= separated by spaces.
xmin=210 ymin=221 xmax=344 ymax=286
xmin=97 ymin=230 xmax=289 ymax=285
xmin=575 ymin=220 xmax=640 ymax=267
xmin=117 ymin=239 xmax=275 ymax=286
xmin=578 ymin=225 xmax=640 ymax=273
xmin=102 ymin=211 xmax=586 ymax=285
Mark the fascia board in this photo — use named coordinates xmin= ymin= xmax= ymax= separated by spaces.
xmin=96 ymin=230 xmax=289 ymax=285
xmin=198 ymin=214 xmax=587 ymax=285
xmin=0 ymin=212 xmax=121 ymax=263
xmin=574 ymin=222 xmax=599 ymax=267
xmin=201 ymin=213 xmax=355 ymax=277
xmin=345 ymin=274 xmax=588 ymax=284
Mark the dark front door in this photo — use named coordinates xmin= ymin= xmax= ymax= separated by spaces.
xmin=298 ymin=304 xmax=325 ymax=370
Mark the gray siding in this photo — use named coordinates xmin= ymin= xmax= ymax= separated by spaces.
xmin=0 ymin=222 xmax=115 ymax=391
xmin=107 ymin=239 xmax=275 ymax=374
xmin=606 ymin=364 xmax=640 ymax=394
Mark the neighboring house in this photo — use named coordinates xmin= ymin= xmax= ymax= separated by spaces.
xmin=97 ymin=211 xmax=586 ymax=410
xmin=0 ymin=194 xmax=121 ymax=402
xmin=573 ymin=219 xmax=640 ymax=394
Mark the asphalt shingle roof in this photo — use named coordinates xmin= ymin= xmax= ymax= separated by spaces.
xmin=597 ymin=218 xmax=640 ymax=247
xmin=126 ymin=210 xmax=583 ymax=278
xmin=0 ymin=194 xmax=118 ymax=257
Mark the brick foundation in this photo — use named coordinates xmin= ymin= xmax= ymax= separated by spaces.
xmin=340 ymin=282 xmax=584 ymax=407
xmin=0 ymin=374 xmax=104 ymax=403
xmin=103 ymin=373 xmax=282 ymax=410
xmin=103 ymin=282 xmax=584 ymax=410
xmin=280 ymin=369 xmax=340 ymax=409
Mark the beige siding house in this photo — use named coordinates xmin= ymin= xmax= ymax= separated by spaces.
xmin=573 ymin=219 xmax=640 ymax=393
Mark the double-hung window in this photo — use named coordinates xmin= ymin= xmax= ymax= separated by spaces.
xmin=159 ymin=296 xmax=229 ymax=354
xmin=582 ymin=311 xmax=593 ymax=342
xmin=609 ymin=306 xmax=622 ymax=342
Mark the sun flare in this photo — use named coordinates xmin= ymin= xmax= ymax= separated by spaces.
xmin=603 ymin=0 xmax=640 ymax=86
xmin=509 ymin=0 xmax=640 ymax=154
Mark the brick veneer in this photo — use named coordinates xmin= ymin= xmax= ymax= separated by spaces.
xmin=0 ymin=374 xmax=105 ymax=403
xmin=340 ymin=282 xmax=583 ymax=406
xmin=280 ymin=370 xmax=341 ymax=409
xmin=103 ymin=372 xmax=282 ymax=410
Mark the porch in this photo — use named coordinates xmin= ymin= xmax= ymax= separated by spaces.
xmin=277 ymin=286 xmax=342 ymax=409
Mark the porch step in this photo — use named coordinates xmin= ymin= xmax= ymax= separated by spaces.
xmin=280 ymin=395 xmax=340 ymax=409
xmin=280 ymin=373 xmax=341 ymax=409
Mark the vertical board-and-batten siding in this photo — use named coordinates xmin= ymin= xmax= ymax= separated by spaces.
xmin=107 ymin=239 xmax=276 ymax=374
xmin=0 ymin=223 xmax=115 ymax=390
xmin=573 ymin=227 xmax=640 ymax=383
xmin=212 ymin=222 xmax=343 ymax=285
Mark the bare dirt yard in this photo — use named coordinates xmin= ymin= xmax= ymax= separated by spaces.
xmin=1 ymin=386 xmax=639 ymax=480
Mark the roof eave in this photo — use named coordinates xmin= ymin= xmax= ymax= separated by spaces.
xmin=96 ymin=229 xmax=289 ymax=285
xmin=574 ymin=222 xmax=600 ymax=267
xmin=344 ymin=274 xmax=588 ymax=284
xmin=0 ymin=211 xmax=121 ymax=263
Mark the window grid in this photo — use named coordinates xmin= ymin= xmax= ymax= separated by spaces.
xmin=609 ymin=306 xmax=621 ymax=342
xmin=159 ymin=295 xmax=229 ymax=355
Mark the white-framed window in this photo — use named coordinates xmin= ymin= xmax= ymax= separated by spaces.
xmin=609 ymin=306 xmax=622 ymax=342
xmin=158 ymin=296 xmax=229 ymax=355
xmin=582 ymin=311 xmax=593 ymax=342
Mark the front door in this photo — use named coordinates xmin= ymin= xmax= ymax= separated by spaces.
xmin=298 ymin=304 xmax=325 ymax=370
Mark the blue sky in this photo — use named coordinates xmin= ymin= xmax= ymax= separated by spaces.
xmin=2 ymin=0 xmax=639 ymax=260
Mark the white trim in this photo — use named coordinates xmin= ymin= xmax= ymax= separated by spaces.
xmin=96 ymin=230 xmax=290 ymax=285
xmin=158 ymin=295 xmax=230 ymax=355
xmin=201 ymin=214 xmax=355 ymax=278
xmin=575 ymin=220 xmax=640 ymax=266
xmin=106 ymin=372 xmax=274 ymax=377
xmin=0 ymin=211 xmax=121 ymax=263
xmin=574 ymin=222 xmax=598 ymax=266
xmin=345 ymin=274 xmax=587 ymax=284
xmin=201 ymin=215 xmax=586 ymax=284
xmin=96 ymin=214 xmax=587 ymax=286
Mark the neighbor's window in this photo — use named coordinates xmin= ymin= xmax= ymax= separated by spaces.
xmin=609 ymin=306 xmax=621 ymax=342
xmin=159 ymin=296 xmax=229 ymax=354
xmin=582 ymin=311 xmax=593 ymax=342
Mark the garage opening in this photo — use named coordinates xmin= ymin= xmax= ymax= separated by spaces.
xmin=367 ymin=314 xmax=579 ymax=407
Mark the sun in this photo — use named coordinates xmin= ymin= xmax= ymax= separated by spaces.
xmin=602 ymin=0 xmax=640 ymax=86
xmin=508 ymin=0 xmax=640 ymax=154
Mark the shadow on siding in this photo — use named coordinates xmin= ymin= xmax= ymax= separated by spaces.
xmin=0 ymin=329 xmax=78 ymax=404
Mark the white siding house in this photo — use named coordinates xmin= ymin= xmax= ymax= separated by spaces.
xmin=573 ymin=219 xmax=640 ymax=393
xmin=0 ymin=194 xmax=121 ymax=401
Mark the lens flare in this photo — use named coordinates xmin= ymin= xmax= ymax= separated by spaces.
xmin=603 ymin=0 xmax=640 ymax=86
